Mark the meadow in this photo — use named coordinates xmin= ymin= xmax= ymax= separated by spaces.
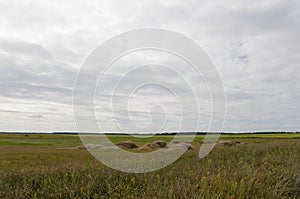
xmin=0 ymin=133 xmax=299 ymax=198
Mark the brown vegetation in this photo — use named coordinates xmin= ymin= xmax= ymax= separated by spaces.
xmin=116 ymin=141 xmax=139 ymax=149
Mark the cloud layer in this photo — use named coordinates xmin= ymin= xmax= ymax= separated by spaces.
xmin=0 ymin=0 xmax=299 ymax=132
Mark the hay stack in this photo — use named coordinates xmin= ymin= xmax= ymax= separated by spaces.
xmin=116 ymin=141 xmax=139 ymax=149
xmin=140 ymin=140 xmax=167 ymax=150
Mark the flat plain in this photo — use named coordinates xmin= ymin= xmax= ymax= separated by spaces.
xmin=0 ymin=133 xmax=299 ymax=198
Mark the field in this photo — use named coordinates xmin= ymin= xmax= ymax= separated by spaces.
xmin=0 ymin=133 xmax=299 ymax=198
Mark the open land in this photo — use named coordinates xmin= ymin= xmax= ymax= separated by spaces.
xmin=0 ymin=133 xmax=299 ymax=198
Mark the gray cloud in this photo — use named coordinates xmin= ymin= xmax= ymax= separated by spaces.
xmin=0 ymin=0 xmax=299 ymax=132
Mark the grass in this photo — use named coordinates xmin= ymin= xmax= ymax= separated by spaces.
xmin=0 ymin=133 xmax=299 ymax=198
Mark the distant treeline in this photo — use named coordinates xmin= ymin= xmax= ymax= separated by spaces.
xmin=0 ymin=131 xmax=299 ymax=135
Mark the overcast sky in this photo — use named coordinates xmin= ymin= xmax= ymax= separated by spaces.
xmin=0 ymin=0 xmax=299 ymax=132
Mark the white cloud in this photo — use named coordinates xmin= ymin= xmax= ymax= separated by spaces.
xmin=0 ymin=0 xmax=299 ymax=132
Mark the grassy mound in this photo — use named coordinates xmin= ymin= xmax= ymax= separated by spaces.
xmin=139 ymin=140 xmax=167 ymax=150
xmin=116 ymin=141 xmax=139 ymax=149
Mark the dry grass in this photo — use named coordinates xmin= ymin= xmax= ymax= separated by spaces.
xmin=0 ymin=134 xmax=299 ymax=198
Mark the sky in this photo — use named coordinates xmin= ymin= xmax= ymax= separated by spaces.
xmin=0 ymin=0 xmax=299 ymax=132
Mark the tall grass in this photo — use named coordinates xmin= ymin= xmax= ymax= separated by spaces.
xmin=0 ymin=136 xmax=299 ymax=198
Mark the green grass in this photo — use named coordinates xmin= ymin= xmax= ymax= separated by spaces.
xmin=1 ymin=133 xmax=298 ymax=147
xmin=0 ymin=133 xmax=299 ymax=198
xmin=0 ymin=134 xmax=81 ymax=147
